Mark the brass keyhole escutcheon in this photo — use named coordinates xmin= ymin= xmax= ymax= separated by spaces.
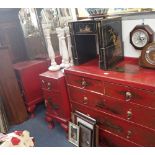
xmin=81 ymin=78 xmax=87 ymax=88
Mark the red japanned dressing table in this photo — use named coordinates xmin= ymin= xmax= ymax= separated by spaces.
xmin=64 ymin=57 xmax=155 ymax=146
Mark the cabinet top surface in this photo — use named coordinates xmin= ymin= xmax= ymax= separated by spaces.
xmin=39 ymin=70 xmax=64 ymax=79
xmin=13 ymin=59 xmax=47 ymax=70
xmin=64 ymin=58 xmax=155 ymax=91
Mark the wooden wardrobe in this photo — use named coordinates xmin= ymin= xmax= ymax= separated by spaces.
xmin=0 ymin=47 xmax=28 ymax=125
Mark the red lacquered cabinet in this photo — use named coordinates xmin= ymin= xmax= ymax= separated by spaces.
xmin=39 ymin=71 xmax=71 ymax=132
xmin=13 ymin=59 xmax=49 ymax=116
xmin=64 ymin=58 xmax=155 ymax=146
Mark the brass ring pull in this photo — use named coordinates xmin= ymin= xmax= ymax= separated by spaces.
xmin=81 ymin=78 xmax=87 ymax=88
xmin=125 ymin=91 xmax=132 ymax=101
xmin=83 ymin=96 xmax=88 ymax=104
xmin=127 ymin=109 xmax=132 ymax=120
xmin=126 ymin=130 xmax=132 ymax=139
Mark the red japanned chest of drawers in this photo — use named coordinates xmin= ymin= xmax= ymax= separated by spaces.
xmin=64 ymin=58 xmax=155 ymax=146
xmin=39 ymin=70 xmax=71 ymax=132
xmin=13 ymin=59 xmax=49 ymax=116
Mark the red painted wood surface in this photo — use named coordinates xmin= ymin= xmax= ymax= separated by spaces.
xmin=105 ymin=82 xmax=155 ymax=108
xmin=68 ymin=85 xmax=155 ymax=130
xmin=65 ymin=58 xmax=155 ymax=91
xmin=13 ymin=59 xmax=49 ymax=114
xmin=64 ymin=58 xmax=155 ymax=146
xmin=39 ymin=70 xmax=71 ymax=132
xmin=72 ymin=101 xmax=155 ymax=146
xmin=66 ymin=74 xmax=104 ymax=94
xmin=99 ymin=128 xmax=141 ymax=147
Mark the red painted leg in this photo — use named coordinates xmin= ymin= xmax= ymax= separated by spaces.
xmin=27 ymin=105 xmax=36 ymax=119
xmin=60 ymin=123 xmax=68 ymax=133
xmin=45 ymin=116 xmax=55 ymax=129
xmin=48 ymin=121 xmax=55 ymax=129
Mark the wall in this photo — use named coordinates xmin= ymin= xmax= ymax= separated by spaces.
xmin=121 ymin=12 xmax=155 ymax=58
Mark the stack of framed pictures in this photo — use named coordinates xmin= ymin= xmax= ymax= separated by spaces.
xmin=68 ymin=111 xmax=99 ymax=147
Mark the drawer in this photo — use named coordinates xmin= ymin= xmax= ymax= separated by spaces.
xmin=66 ymin=74 xmax=104 ymax=94
xmin=105 ymin=82 xmax=155 ymax=108
xmin=40 ymin=76 xmax=58 ymax=92
xmin=99 ymin=128 xmax=140 ymax=147
xmin=69 ymin=86 xmax=155 ymax=130
xmin=43 ymin=91 xmax=64 ymax=118
xmin=68 ymin=86 xmax=103 ymax=107
xmin=72 ymin=102 xmax=155 ymax=146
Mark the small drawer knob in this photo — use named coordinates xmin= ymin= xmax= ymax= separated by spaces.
xmin=125 ymin=91 xmax=132 ymax=101
xmin=83 ymin=96 xmax=88 ymax=104
xmin=126 ymin=130 xmax=132 ymax=139
xmin=47 ymin=82 xmax=51 ymax=90
xmin=81 ymin=78 xmax=87 ymax=88
xmin=42 ymin=80 xmax=45 ymax=84
xmin=127 ymin=109 xmax=132 ymax=120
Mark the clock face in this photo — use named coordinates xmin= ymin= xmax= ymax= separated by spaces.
xmin=131 ymin=29 xmax=149 ymax=48
xmin=145 ymin=48 xmax=155 ymax=65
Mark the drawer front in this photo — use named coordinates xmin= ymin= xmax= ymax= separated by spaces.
xmin=40 ymin=76 xmax=58 ymax=92
xmin=43 ymin=91 xmax=64 ymax=117
xmin=99 ymin=128 xmax=140 ymax=147
xmin=105 ymin=82 xmax=155 ymax=108
xmin=66 ymin=74 xmax=104 ymax=94
xmin=72 ymin=102 xmax=155 ymax=146
xmin=68 ymin=86 xmax=103 ymax=107
xmin=69 ymin=86 xmax=155 ymax=130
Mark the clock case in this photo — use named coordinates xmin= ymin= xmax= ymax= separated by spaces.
xmin=130 ymin=25 xmax=154 ymax=50
xmin=139 ymin=42 xmax=155 ymax=69
xmin=68 ymin=16 xmax=124 ymax=70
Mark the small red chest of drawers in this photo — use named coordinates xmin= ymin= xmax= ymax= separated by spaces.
xmin=64 ymin=58 xmax=155 ymax=146
xmin=13 ymin=59 xmax=49 ymax=116
xmin=39 ymin=70 xmax=71 ymax=132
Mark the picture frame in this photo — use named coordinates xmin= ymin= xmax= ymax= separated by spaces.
xmin=68 ymin=122 xmax=80 ymax=146
xmin=78 ymin=122 xmax=93 ymax=147
xmin=73 ymin=111 xmax=99 ymax=147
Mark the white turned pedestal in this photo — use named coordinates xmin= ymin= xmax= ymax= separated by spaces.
xmin=56 ymin=27 xmax=70 ymax=69
xmin=43 ymin=24 xmax=60 ymax=71
xmin=64 ymin=26 xmax=74 ymax=66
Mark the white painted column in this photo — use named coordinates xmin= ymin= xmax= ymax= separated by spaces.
xmin=56 ymin=27 xmax=70 ymax=69
xmin=43 ymin=24 xmax=60 ymax=71
xmin=64 ymin=26 xmax=74 ymax=66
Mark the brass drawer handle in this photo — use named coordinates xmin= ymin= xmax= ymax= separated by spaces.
xmin=47 ymin=82 xmax=51 ymax=90
xmin=127 ymin=109 xmax=132 ymax=120
xmin=126 ymin=130 xmax=132 ymax=139
xmin=125 ymin=91 xmax=132 ymax=101
xmin=81 ymin=78 xmax=88 ymax=88
xmin=96 ymin=102 xmax=105 ymax=109
xmin=83 ymin=96 xmax=88 ymax=104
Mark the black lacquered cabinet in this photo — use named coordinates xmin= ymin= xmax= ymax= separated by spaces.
xmin=69 ymin=16 xmax=124 ymax=70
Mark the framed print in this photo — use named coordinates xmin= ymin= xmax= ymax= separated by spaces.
xmin=68 ymin=122 xmax=79 ymax=146
xmin=78 ymin=122 xmax=93 ymax=147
